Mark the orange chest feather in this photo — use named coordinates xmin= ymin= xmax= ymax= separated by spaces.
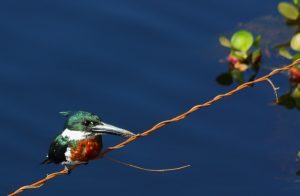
xmin=70 ymin=138 xmax=102 ymax=162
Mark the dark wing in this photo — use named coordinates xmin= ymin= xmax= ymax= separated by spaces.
xmin=41 ymin=135 xmax=68 ymax=164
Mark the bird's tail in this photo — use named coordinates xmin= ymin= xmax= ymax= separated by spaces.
xmin=40 ymin=158 xmax=52 ymax=165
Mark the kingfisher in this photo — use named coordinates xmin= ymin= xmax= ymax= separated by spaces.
xmin=41 ymin=111 xmax=135 ymax=170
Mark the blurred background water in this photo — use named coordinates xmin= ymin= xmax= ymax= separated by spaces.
xmin=2 ymin=0 xmax=300 ymax=195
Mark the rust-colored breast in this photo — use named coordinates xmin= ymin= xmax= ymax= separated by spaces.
xmin=70 ymin=138 xmax=102 ymax=162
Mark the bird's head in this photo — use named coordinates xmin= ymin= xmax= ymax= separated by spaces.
xmin=60 ymin=111 xmax=135 ymax=137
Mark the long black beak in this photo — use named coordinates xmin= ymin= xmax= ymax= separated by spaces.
xmin=91 ymin=122 xmax=135 ymax=137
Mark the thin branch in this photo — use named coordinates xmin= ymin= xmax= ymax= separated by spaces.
xmin=104 ymin=157 xmax=191 ymax=172
xmin=265 ymin=78 xmax=279 ymax=103
xmin=8 ymin=59 xmax=300 ymax=196
xmin=8 ymin=169 xmax=69 ymax=196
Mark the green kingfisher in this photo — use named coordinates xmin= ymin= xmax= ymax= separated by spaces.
xmin=41 ymin=111 xmax=135 ymax=169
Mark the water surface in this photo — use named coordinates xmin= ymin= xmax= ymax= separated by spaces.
xmin=1 ymin=0 xmax=300 ymax=195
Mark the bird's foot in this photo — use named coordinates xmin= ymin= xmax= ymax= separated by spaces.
xmin=64 ymin=165 xmax=79 ymax=174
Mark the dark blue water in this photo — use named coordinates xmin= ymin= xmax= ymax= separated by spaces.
xmin=2 ymin=0 xmax=300 ymax=195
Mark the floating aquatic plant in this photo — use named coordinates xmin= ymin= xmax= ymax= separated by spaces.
xmin=276 ymin=1 xmax=300 ymax=110
xmin=277 ymin=82 xmax=300 ymax=109
xmin=276 ymin=67 xmax=300 ymax=110
xmin=277 ymin=46 xmax=300 ymax=109
xmin=217 ymin=30 xmax=262 ymax=86
xmin=278 ymin=0 xmax=300 ymax=22
xmin=279 ymin=33 xmax=300 ymax=61
xmin=278 ymin=33 xmax=300 ymax=89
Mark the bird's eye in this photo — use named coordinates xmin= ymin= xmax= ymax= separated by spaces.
xmin=82 ymin=120 xmax=91 ymax=126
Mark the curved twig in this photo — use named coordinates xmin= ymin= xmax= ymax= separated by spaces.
xmin=104 ymin=157 xmax=191 ymax=172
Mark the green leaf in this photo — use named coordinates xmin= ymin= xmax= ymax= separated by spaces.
xmin=295 ymin=98 xmax=300 ymax=109
xmin=230 ymin=30 xmax=254 ymax=52
xmin=293 ymin=87 xmax=300 ymax=109
xmin=230 ymin=69 xmax=244 ymax=84
xmin=232 ymin=50 xmax=248 ymax=60
xmin=216 ymin=72 xmax=233 ymax=86
xmin=219 ymin=36 xmax=231 ymax=48
xmin=251 ymin=49 xmax=262 ymax=64
xmin=279 ymin=47 xmax=293 ymax=59
xmin=278 ymin=2 xmax=299 ymax=20
xmin=253 ymin=35 xmax=261 ymax=48
xmin=292 ymin=85 xmax=300 ymax=98
xmin=293 ymin=53 xmax=300 ymax=60
xmin=291 ymin=33 xmax=300 ymax=51
xmin=277 ymin=93 xmax=295 ymax=109
xmin=294 ymin=0 xmax=299 ymax=5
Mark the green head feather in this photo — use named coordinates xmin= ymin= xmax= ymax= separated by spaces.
xmin=59 ymin=111 xmax=72 ymax=117
xmin=61 ymin=111 xmax=101 ymax=131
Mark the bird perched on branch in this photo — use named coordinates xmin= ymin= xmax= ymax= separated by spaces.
xmin=41 ymin=111 xmax=135 ymax=170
